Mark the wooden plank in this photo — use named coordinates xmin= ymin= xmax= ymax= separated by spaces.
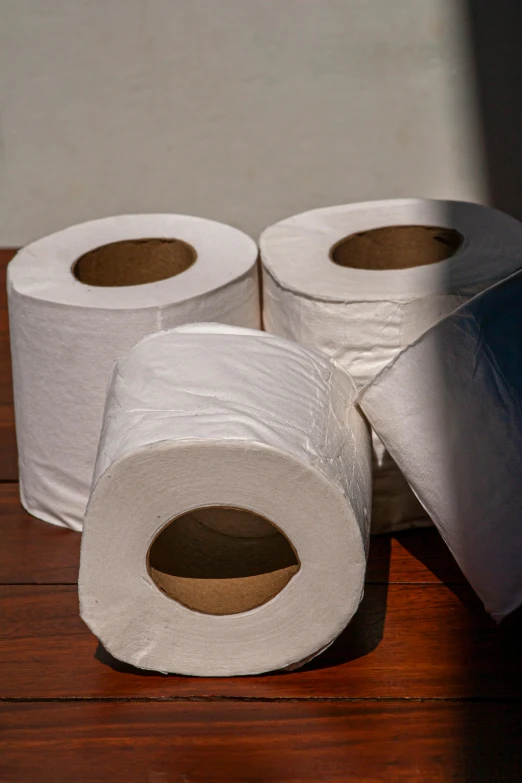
xmin=0 ymin=249 xmax=15 ymax=300
xmin=0 ymin=483 xmax=464 ymax=585
xmin=0 ymin=407 xmax=17 ymax=481
xmin=0 ymin=246 xmax=465 ymax=588
xmin=0 ymin=582 xmax=518 ymax=700
xmin=369 ymin=527 xmax=465 ymax=585
xmin=0 ymin=336 xmax=12 ymax=405
xmin=0 ymin=250 xmax=16 ymax=479
xmin=0 ymin=484 xmax=80 ymax=584
xmin=0 ymin=249 xmax=15 ymax=397
xmin=1 ymin=700 xmax=520 ymax=783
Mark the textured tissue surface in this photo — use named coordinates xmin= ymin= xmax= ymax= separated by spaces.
xmin=8 ymin=215 xmax=259 ymax=530
xmin=359 ymin=269 xmax=522 ymax=621
xmin=80 ymin=325 xmax=372 ymax=676
xmin=95 ymin=324 xmax=370 ymax=536
xmin=261 ymin=199 xmax=522 ymax=533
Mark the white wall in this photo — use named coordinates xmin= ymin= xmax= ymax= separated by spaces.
xmin=0 ymin=0 xmax=486 ymax=245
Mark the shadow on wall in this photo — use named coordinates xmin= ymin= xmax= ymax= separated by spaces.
xmin=464 ymin=0 xmax=522 ymax=220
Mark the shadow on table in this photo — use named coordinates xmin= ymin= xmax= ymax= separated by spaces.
xmin=447 ymin=0 xmax=522 ymax=759
xmin=95 ymin=643 xmax=165 ymax=676
xmin=96 ymin=536 xmax=391 ymax=676
xmin=394 ymin=527 xmax=484 ymax=612
xmin=396 ymin=523 xmax=522 ymax=781
xmin=301 ymin=534 xmax=391 ymax=672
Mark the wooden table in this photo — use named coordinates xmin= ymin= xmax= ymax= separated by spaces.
xmin=1 ymin=248 xmax=521 ymax=782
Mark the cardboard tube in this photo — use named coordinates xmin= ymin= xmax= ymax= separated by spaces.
xmin=330 ymin=225 xmax=463 ymax=270
xmin=79 ymin=324 xmax=372 ymax=676
xmin=8 ymin=215 xmax=260 ymax=530
xmin=147 ymin=507 xmax=300 ymax=615
xmin=73 ymin=238 xmax=197 ymax=287
xmin=260 ymin=199 xmax=522 ymax=533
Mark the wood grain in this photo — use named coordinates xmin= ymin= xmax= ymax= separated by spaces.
xmin=1 ymin=700 xmax=521 ymax=783
xmin=0 ymin=245 xmax=465 ymax=589
xmin=1 ymin=245 xmax=518 ymax=782
xmin=0 ymin=407 xmax=17 ymax=481
xmin=0 ymin=249 xmax=15 ymax=396
xmin=0 ymin=484 xmax=80 ymax=584
xmin=0 ymin=581 xmax=519 ymax=700
xmin=0 ymin=483 xmax=464 ymax=585
xmin=368 ymin=527 xmax=465 ymax=585
xmin=0 ymin=250 xmax=16 ymax=479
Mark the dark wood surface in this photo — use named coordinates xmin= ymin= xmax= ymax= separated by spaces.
xmin=1 ymin=248 xmax=521 ymax=781
xmin=0 ymin=250 xmax=17 ymax=480
xmin=2 ymin=701 xmax=521 ymax=783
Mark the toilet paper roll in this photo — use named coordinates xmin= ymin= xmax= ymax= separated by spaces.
xmin=8 ymin=215 xmax=259 ymax=531
xmin=359 ymin=268 xmax=522 ymax=621
xmin=260 ymin=199 xmax=522 ymax=533
xmin=79 ymin=324 xmax=372 ymax=676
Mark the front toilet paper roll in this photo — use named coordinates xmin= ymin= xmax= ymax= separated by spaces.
xmin=79 ymin=324 xmax=372 ymax=676
xmin=260 ymin=199 xmax=522 ymax=533
xmin=359 ymin=268 xmax=522 ymax=621
xmin=7 ymin=215 xmax=260 ymax=530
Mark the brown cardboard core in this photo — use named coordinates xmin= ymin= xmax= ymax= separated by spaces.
xmin=147 ymin=507 xmax=300 ymax=615
xmin=72 ymin=238 xmax=197 ymax=286
xmin=329 ymin=225 xmax=463 ymax=270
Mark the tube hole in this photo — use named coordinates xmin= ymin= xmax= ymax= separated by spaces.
xmin=147 ymin=507 xmax=300 ymax=615
xmin=73 ymin=238 xmax=197 ymax=287
xmin=330 ymin=225 xmax=463 ymax=270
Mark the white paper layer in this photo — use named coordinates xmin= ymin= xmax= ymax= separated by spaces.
xmin=8 ymin=215 xmax=260 ymax=530
xmin=359 ymin=269 xmax=522 ymax=621
xmin=79 ymin=325 xmax=372 ymax=676
xmin=260 ymin=199 xmax=522 ymax=533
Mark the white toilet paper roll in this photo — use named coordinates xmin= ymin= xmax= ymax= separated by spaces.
xmin=79 ymin=325 xmax=372 ymax=676
xmin=359 ymin=269 xmax=522 ymax=621
xmin=8 ymin=215 xmax=260 ymax=531
xmin=260 ymin=199 xmax=522 ymax=533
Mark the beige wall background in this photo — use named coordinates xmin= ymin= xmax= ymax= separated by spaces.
xmin=0 ymin=0 xmax=487 ymax=245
